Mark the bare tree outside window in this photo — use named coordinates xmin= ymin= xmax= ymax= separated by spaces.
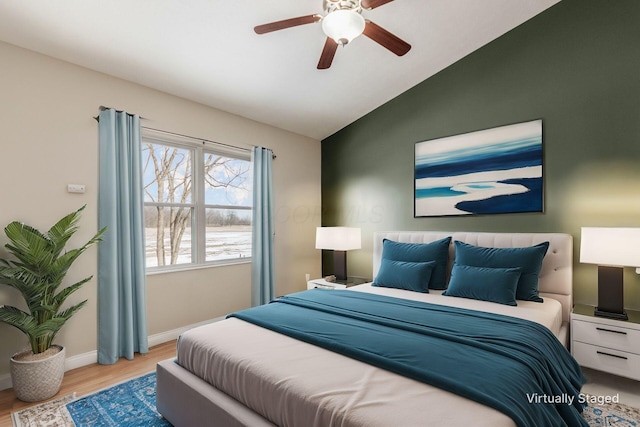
xmin=142 ymin=140 xmax=252 ymax=268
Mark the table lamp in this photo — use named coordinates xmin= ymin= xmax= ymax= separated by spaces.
xmin=580 ymin=227 xmax=640 ymax=320
xmin=315 ymin=227 xmax=361 ymax=281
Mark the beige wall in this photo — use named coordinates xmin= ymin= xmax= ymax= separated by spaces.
xmin=0 ymin=41 xmax=322 ymax=382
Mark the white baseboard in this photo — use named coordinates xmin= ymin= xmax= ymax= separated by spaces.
xmin=0 ymin=316 xmax=223 ymax=391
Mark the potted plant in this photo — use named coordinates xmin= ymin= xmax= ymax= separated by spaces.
xmin=0 ymin=205 xmax=104 ymax=402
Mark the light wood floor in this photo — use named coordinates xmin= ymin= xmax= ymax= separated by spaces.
xmin=0 ymin=340 xmax=176 ymax=426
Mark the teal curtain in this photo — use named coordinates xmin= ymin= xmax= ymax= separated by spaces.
xmin=251 ymin=147 xmax=275 ymax=306
xmin=97 ymin=108 xmax=148 ymax=364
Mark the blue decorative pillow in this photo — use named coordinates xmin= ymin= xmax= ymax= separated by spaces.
xmin=443 ymin=264 xmax=521 ymax=306
xmin=373 ymin=259 xmax=436 ymax=293
xmin=453 ymin=241 xmax=549 ymax=302
xmin=381 ymin=237 xmax=451 ymax=289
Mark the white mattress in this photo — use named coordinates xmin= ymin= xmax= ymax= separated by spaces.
xmin=177 ymin=286 xmax=564 ymax=427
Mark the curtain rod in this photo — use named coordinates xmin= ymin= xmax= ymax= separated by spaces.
xmin=93 ymin=107 xmax=276 ymax=159
xmin=142 ymin=126 xmax=276 ymax=160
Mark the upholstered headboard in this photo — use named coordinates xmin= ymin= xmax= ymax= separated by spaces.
xmin=373 ymin=231 xmax=573 ymax=324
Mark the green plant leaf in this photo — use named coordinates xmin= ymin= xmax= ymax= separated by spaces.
xmin=5 ymin=223 xmax=53 ymax=265
xmin=46 ymin=206 xmax=84 ymax=259
xmin=51 ymin=277 xmax=92 ymax=310
xmin=54 ymin=300 xmax=87 ymax=322
xmin=0 ymin=305 xmax=37 ymax=336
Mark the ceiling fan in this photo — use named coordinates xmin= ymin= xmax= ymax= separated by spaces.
xmin=254 ymin=0 xmax=411 ymax=70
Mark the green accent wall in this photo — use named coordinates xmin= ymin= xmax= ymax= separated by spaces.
xmin=321 ymin=0 xmax=640 ymax=308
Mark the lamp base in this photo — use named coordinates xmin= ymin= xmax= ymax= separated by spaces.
xmin=595 ymin=265 xmax=627 ymax=321
xmin=333 ymin=250 xmax=347 ymax=281
xmin=594 ymin=308 xmax=628 ymax=321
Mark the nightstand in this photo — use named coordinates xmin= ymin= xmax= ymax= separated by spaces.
xmin=571 ymin=304 xmax=640 ymax=381
xmin=307 ymin=277 xmax=368 ymax=290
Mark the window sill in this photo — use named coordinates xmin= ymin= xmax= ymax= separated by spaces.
xmin=146 ymin=258 xmax=251 ymax=276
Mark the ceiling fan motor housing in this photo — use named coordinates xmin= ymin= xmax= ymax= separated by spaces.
xmin=323 ymin=0 xmax=362 ymax=14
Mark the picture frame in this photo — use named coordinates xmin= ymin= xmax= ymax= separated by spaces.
xmin=414 ymin=119 xmax=543 ymax=217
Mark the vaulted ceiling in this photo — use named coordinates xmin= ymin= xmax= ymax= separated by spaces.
xmin=0 ymin=0 xmax=560 ymax=140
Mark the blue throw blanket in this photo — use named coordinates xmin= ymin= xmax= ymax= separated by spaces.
xmin=229 ymin=290 xmax=587 ymax=427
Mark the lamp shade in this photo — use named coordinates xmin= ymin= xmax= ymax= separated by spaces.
xmin=321 ymin=9 xmax=365 ymax=45
xmin=315 ymin=227 xmax=361 ymax=251
xmin=580 ymin=227 xmax=640 ymax=267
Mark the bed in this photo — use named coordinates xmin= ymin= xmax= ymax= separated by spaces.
xmin=156 ymin=231 xmax=583 ymax=427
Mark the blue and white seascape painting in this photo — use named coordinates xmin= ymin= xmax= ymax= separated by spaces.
xmin=414 ymin=120 xmax=543 ymax=217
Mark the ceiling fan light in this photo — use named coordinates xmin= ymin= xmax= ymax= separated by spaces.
xmin=322 ymin=9 xmax=365 ymax=45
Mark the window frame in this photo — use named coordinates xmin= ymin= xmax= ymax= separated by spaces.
xmin=142 ymin=129 xmax=252 ymax=273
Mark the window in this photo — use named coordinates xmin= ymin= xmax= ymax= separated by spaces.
xmin=142 ymin=130 xmax=252 ymax=270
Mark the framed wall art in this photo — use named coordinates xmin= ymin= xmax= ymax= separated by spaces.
xmin=414 ymin=119 xmax=543 ymax=217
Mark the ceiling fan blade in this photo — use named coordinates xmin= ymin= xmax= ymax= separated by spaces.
xmin=363 ymin=20 xmax=411 ymax=56
xmin=254 ymin=14 xmax=322 ymax=34
xmin=317 ymin=37 xmax=339 ymax=70
xmin=361 ymin=0 xmax=395 ymax=10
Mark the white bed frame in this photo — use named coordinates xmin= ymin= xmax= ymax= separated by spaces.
xmin=157 ymin=231 xmax=573 ymax=427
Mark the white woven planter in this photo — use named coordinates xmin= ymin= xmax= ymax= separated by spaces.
xmin=10 ymin=345 xmax=65 ymax=402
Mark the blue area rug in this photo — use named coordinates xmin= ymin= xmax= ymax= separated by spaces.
xmin=582 ymin=397 xmax=640 ymax=426
xmin=66 ymin=372 xmax=171 ymax=426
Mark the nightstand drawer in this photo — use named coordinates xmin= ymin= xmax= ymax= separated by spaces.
xmin=572 ymin=341 xmax=640 ymax=381
xmin=572 ymin=319 xmax=640 ymax=354
xmin=307 ymin=280 xmax=347 ymax=290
